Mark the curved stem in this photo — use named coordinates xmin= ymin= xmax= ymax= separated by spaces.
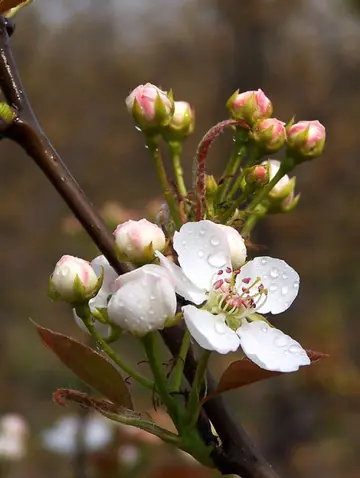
xmin=186 ymin=350 xmax=211 ymax=428
xmin=146 ymin=136 xmax=182 ymax=229
xmin=169 ymin=141 xmax=187 ymax=197
xmin=170 ymin=329 xmax=191 ymax=392
xmin=75 ymin=304 xmax=154 ymax=390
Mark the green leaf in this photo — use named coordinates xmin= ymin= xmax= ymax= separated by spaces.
xmin=204 ymin=349 xmax=329 ymax=402
xmin=34 ymin=322 xmax=133 ymax=409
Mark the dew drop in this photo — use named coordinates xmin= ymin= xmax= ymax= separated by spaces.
xmin=289 ymin=344 xmax=302 ymax=354
xmin=269 ymin=283 xmax=278 ymax=292
xmin=207 ymin=253 xmax=227 ymax=268
xmin=182 ymin=240 xmax=187 ymax=247
xmin=199 ymin=228 xmax=206 ymax=236
xmin=274 ymin=334 xmax=289 ymax=347
xmin=261 ymin=258 xmax=267 ymax=265
xmin=60 ymin=267 xmax=70 ymax=277
xmin=95 ymin=341 xmax=103 ymax=352
xmin=261 ymin=325 xmax=269 ymax=333
xmin=210 ymin=235 xmax=220 ymax=246
xmin=214 ymin=320 xmax=228 ymax=335
xmin=197 ymin=250 xmax=205 ymax=258
xmin=150 ymin=294 xmax=156 ymax=301
xmin=282 ymin=273 xmax=288 ymax=280
xmin=281 ymin=286 xmax=289 ymax=296
xmin=270 ymin=267 xmax=280 ymax=279
xmin=140 ymin=315 xmax=145 ymax=321
xmin=293 ymin=281 xmax=299 ymax=289
xmin=149 ymin=309 xmax=155 ymax=315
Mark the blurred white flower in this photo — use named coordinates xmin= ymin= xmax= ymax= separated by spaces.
xmin=118 ymin=445 xmax=140 ymax=467
xmin=42 ymin=415 xmax=114 ymax=455
xmin=0 ymin=414 xmax=28 ymax=461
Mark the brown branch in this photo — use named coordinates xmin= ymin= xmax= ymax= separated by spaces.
xmin=0 ymin=16 xmax=279 ymax=478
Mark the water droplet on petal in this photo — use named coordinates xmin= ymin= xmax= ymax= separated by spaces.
xmin=197 ymin=250 xmax=204 ymax=258
xmin=270 ymin=267 xmax=280 ymax=278
xmin=214 ymin=320 xmax=228 ymax=335
xmin=261 ymin=258 xmax=267 ymax=265
xmin=263 ymin=274 xmax=269 ymax=280
xmin=199 ymin=228 xmax=206 ymax=236
xmin=293 ymin=281 xmax=299 ymax=289
xmin=282 ymin=273 xmax=288 ymax=280
xmin=149 ymin=309 xmax=154 ymax=315
xmin=289 ymin=344 xmax=302 ymax=354
xmin=150 ymin=295 xmax=156 ymax=301
xmin=261 ymin=325 xmax=269 ymax=333
xmin=269 ymin=283 xmax=278 ymax=292
xmin=140 ymin=315 xmax=145 ymax=321
xmin=274 ymin=334 xmax=289 ymax=347
xmin=281 ymin=286 xmax=289 ymax=295
xmin=208 ymin=253 xmax=227 ymax=268
xmin=210 ymin=235 xmax=220 ymax=246
xmin=182 ymin=240 xmax=187 ymax=247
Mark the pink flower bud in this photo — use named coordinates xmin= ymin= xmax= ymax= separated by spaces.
xmin=125 ymin=83 xmax=174 ymax=130
xmin=50 ymin=255 xmax=98 ymax=302
xmin=114 ymin=218 xmax=166 ymax=263
xmin=163 ymin=101 xmax=195 ymax=140
xmin=227 ymin=89 xmax=273 ymax=126
xmin=252 ymin=118 xmax=286 ymax=153
xmin=287 ymin=120 xmax=325 ymax=159
xmin=245 ymin=165 xmax=269 ymax=186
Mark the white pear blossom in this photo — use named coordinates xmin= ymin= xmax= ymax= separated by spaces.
xmin=108 ymin=264 xmax=177 ymax=336
xmin=0 ymin=414 xmax=28 ymax=461
xmin=156 ymin=220 xmax=310 ymax=372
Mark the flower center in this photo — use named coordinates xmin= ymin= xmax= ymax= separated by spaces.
xmin=204 ymin=267 xmax=268 ymax=330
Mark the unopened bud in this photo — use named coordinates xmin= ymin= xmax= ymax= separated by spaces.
xmin=251 ymin=118 xmax=286 ymax=153
xmin=205 ymin=175 xmax=218 ymax=198
xmin=49 ymin=255 xmax=99 ymax=303
xmin=245 ymin=165 xmax=269 ymax=186
xmin=261 ymin=159 xmax=298 ymax=213
xmin=227 ymin=89 xmax=272 ymax=126
xmin=287 ymin=120 xmax=325 ymax=160
xmin=163 ymin=101 xmax=195 ymax=141
xmin=114 ymin=218 xmax=166 ymax=264
xmin=125 ymin=83 xmax=174 ymax=130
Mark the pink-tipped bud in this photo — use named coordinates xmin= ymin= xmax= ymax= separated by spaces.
xmin=251 ymin=118 xmax=286 ymax=153
xmin=287 ymin=120 xmax=325 ymax=160
xmin=125 ymin=83 xmax=174 ymax=130
xmin=114 ymin=218 xmax=166 ymax=264
xmin=50 ymin=255 xmax=99 ymax=303
xmin=163 ymin=101 xmax=195 ymax=141
xmin=227 ymin=89 xmax=273 ymax=126
xmin=245 ymin=165 xmax=269 ymax=186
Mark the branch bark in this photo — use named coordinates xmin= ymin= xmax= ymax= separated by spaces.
xmin=0 ymin=16 xmax=279 ymax=478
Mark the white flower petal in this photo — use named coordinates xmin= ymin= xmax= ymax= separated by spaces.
xmin=236 ymin=256 xmax=299 ymax=314
xmin=108 ymin=266 xmax=177 ymax=335
xmin=155 ymin=251 xmax=207 ymax=305
xmin=91 ymin=255 xmax=118 ymax=292
xmin=182 ymin=305 xmax=240 ymax=354
xmin=237 ymin=321 xmax=310 ymax=372
xmin=112 ymin=264 xmax=171 ymax=291
xmin=173 ymin=221 xmax=232 ymax=291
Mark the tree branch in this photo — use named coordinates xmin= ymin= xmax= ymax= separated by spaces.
xmin=0 ymin=16 xmax=279 ymax=478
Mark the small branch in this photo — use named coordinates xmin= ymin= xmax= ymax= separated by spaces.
xmin=0 ymin=16 xmax=279 ymax=478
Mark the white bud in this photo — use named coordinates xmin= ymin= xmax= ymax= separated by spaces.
xmin=108 ymin=264 xmax=176 ymax=336
xmin=114 ymin=219 xmax=166 ymax=263
xmin=216 ymin=224 xmax=247 ymax=269
xmin=50 ymin=255 xmax=98 ymax=302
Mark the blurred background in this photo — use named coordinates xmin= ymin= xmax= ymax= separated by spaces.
xmin=0 ymin=0 xmax=359 ymax=476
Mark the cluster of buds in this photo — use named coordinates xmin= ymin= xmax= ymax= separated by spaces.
xmin=125 ymin=83 xmax=195 ymax=141
xmin=227 ymin=88 xmax=326 ymax=162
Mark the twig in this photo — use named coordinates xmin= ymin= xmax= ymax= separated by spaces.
xmin=0 ymin=16 xmax=279 ymax=478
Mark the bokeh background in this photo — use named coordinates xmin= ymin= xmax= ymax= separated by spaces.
xmin=0 ymin=0 xmax=359 ymax=476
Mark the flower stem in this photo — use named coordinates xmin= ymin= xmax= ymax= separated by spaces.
xmin=142 ymin=332 xmax=179 ymax=423
xmin=146 ymin=135 xmax=182 ymax=229
xmin=185 ymin=349 xmax=211 ymax=428
xmin=170 ymin=329 xmax=191 ymax=392
xmin=216 ymin=127 xmax=248 ymax=204
xmin=169 ymin=141 xmax=187 ymax=197
xmin=75 ymin=304 xmax=154 ymax=390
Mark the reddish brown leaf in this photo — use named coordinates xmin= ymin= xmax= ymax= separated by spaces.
xmin=0 ymin=0 xmax=26 ymax=14
xmin=204 ymin=350 xmax=329 ymax=402
xmin=34 ymin=322 xmax=133 ymax=409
